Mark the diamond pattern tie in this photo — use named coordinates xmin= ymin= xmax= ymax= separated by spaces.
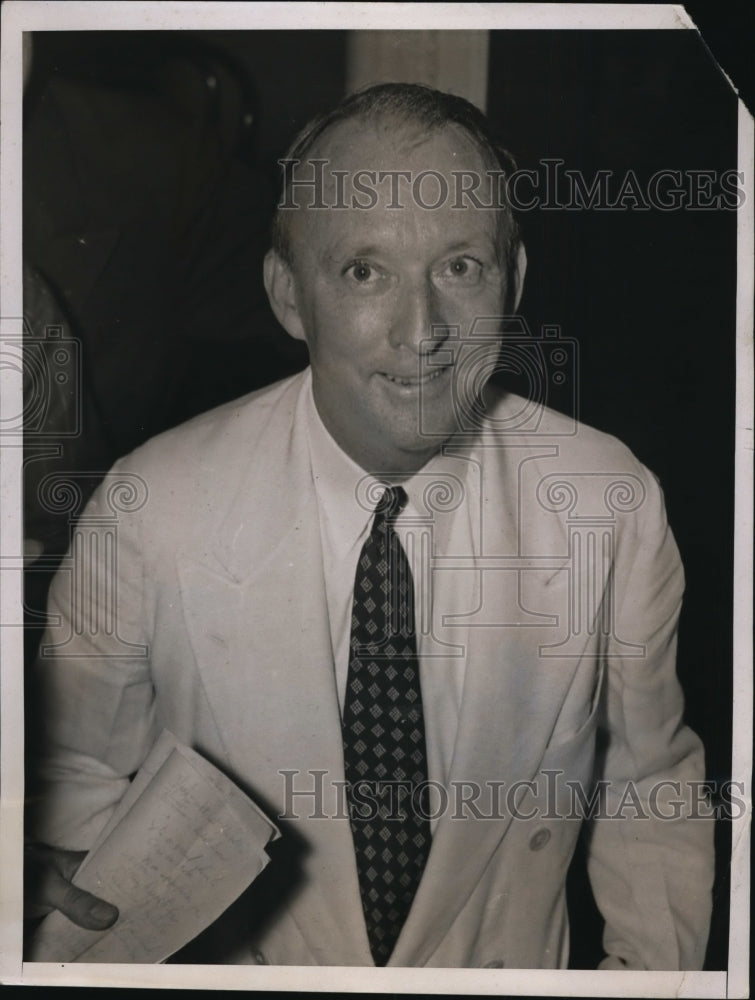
xmin=342 ymin=485 xmax=431 ymax=966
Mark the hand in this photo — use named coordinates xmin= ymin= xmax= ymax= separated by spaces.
xmin=25 ymin=841 xmax=119 ymax=930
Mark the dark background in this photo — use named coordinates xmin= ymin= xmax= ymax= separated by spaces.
xmin=487 ymin=29 xmax=737 ymax=972
xmin=23 ymin=25 xmax=737 ymax=972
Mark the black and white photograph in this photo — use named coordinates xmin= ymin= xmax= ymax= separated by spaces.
xmin=0 ymin=2 xmax=751 ymax=994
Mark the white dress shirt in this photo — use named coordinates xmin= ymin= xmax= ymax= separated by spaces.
xmin=304 ymin=380 xmax=479 ymax=790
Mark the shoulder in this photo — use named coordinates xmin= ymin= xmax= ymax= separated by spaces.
xmin=484 ymin=388 xmax=653 ymax=476
xmin=125 ymin=372 xmax=302 ymax=460
xmin=480 ymin=389 xmax=669 ymax=535
xmin=108 ymin=372 xmax=307 ymax=518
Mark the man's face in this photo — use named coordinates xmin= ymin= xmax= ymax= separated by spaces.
xmin=269 ymin=116 xmax=522 ymax=475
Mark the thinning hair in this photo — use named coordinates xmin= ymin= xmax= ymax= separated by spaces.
xmin=271 ymin=82 xmax=521 ymax=278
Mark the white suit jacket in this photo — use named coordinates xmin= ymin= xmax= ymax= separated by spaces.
xmin=31 ymin=371 xmax=713 ymax=969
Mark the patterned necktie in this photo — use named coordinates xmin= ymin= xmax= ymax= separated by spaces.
xmin=342 ymin=485 xmax=431 ymax=966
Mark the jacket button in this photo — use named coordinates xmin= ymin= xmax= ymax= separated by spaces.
xmin=529 ymin=827 xmax=551 ymax=851
xmin=483 ymin=959 xmax=505 ymax=968
xmin=251 ymin=948 xmax=268 ymax=964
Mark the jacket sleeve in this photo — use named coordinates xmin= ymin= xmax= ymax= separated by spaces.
xmin=27 ymin=460 xmax=159 ymax=851
xmin=585 ymin=465 xmax=714 ymax=970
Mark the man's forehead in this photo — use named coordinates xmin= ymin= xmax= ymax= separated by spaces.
xmin=280 ymin=111 xmax=507 ymax=263
xmin=297 ymin=114 xmax=494 ymax=186
xmin=311 ymin=113 xmax=429 ymax=158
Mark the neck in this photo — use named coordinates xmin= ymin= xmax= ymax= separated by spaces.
xmin=342 ymin=441 xmax=442 ymax=482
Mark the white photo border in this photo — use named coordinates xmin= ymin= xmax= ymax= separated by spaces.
xmin=0 ymin=3 xmax=750 ymax=995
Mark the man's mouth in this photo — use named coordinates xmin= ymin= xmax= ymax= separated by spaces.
xmin=380 ymin=366 xmax=450 ymax=388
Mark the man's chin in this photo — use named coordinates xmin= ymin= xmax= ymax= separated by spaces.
xmin=370 ymin=431 xmax=457 ymax=477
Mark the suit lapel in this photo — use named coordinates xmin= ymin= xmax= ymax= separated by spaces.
xmin=177 ymin=376 xmax=372 ymax=965
xmin=391 ymin=436 xmax=585 ymax=966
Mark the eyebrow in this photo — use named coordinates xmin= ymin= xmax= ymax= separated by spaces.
xmin=320 ymin=244 xmax=392 ymax=270
xmin=437 ymin=240 xmax=494 ymax=255
xmin=332 ymin=244 xmax=383 ymax=260
xmin=325 ymin=237 xmax=495 ymax=263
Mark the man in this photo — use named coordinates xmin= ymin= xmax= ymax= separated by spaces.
xmin=27 ymin=83 xmax=713 ymax=969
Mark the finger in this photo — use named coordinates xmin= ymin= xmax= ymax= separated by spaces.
xmin=48 ymin=870 xmax=119 ymax=930
xmin=24 ymin=844 xmax=85 ymax=918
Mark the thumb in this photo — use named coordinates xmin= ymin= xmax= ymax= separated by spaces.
xmin=56 ymin=877 xmax=119 ymax=931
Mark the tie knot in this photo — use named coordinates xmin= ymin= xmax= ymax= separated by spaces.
xmin=375 ymin=484 xmax=408 ymax=522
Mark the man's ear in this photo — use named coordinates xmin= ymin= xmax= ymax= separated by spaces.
xmin=509 ymin=242 xmax=527 ymax=313
xmin=263 ymin=250 xmax=307 ymax=342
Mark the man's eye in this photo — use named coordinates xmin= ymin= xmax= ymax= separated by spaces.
xmin=345 ymin=261 xmax=376 ymax=283
xmin=440 ymin=256 xmax=483 ymax=281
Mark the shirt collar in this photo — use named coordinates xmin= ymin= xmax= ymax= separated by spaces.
xmin=305 ymin=378 xmax=378 ymax=559
xmin=305 ymin=374 xmax=473 ymax=560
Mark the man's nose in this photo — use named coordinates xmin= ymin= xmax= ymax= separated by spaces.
xmin=387 ymin=277 xmax=446 ymax=354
